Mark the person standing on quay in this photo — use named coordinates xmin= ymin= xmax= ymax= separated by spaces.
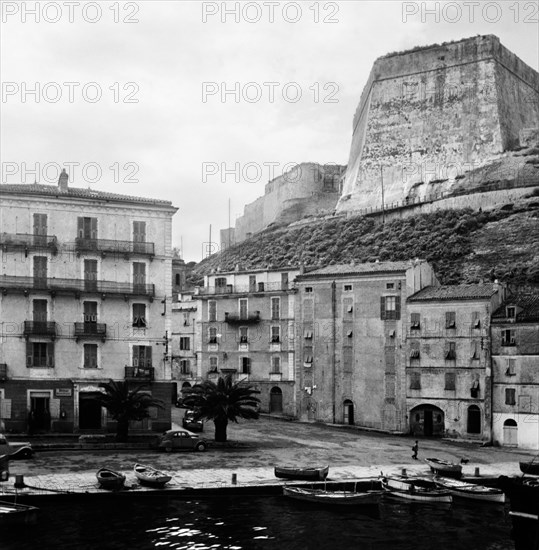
xmin=412 ymin=440 xmax=419 ymax=460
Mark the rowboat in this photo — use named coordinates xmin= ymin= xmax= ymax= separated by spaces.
xmin=0 ymin=501 xmax=39 ymax=526
xmin=380 ymin=474 xmax=452 ymax=504
xmin=283 ymin=486 xmax=383 ymax=506
xmin=425 ymin=457 xmax=462 ymax=479
xmin=134 ymin=463 xmax=172 ymax=487
xmin=96 ymin=467 xmax=126 ymax=490
xmin=434 ymin=476 xmax=505 ymax=503
xmin=519 ymin=460 xmax=539 ymax=476
xmin=275 ymin=465 xmax=329 ymax=481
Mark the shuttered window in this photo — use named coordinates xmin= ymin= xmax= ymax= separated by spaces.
xmin=84 ymin=344 xmax=98 ymax=369
xmin=380 ymin=296 xmax=400 ymax=320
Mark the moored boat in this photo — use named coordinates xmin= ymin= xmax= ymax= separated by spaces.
xmin=96 ymin=467 xmax=126 ymax=490
xmin=0 ymin=500 xmax=39 ymax=526
xmin=283 ymin=486 xmax=383 ymax=506
xmin=519 ymin=460 xmax=539 ymax=476
xmin=380 ymin=474 xmax=452 ymax=504
xmin=275 ymin=465 xmax=329 ymax=481
xmin=425 ymin=457 xmax=463 ymax=479
xmin=434 ymin=476 xmax=505 ymax=503
xmin=134 ymin=463 xmax=172 ymax=487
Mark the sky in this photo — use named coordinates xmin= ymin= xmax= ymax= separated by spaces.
xmin=1 ymin=1 xmax=538 ymax=262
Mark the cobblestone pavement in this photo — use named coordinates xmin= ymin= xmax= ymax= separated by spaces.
xmin=2 ymin=409 xmax=536 ymax=497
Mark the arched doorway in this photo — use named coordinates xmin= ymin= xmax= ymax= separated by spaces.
xmin=343 ymin=400 xmax=354 ymax=425
xmin=409 ymin=405 xmax=445 ymax=436
xmin=503 ymin=419 xmax=518 ymax=447
xmin=270 ymin=387 xmax=283 ymax=414
xmin=467 ymin=405 xmax=481 ymax=434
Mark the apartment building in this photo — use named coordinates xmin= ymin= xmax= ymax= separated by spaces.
xmin=406 ymin=284 xmax=504 ymax=442
xmin=195 ymin=267 xmax=300 ymax=416
xmin=0 ymin=170 xmax=177 ymax=434
xmin=294 ymin=260 xmax=437 ymax=430
xmin=491 ymin=289 xmax=539 ymax=449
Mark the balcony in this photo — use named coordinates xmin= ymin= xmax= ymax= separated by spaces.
xmin=0 ymin=233 xmax=58 ymax=256
xmin=75 ymin=238 xmax=154 ymax=259
xmin=225 ymin=311 xmax=260 ymax=324
xmin=0 ymin=364 xmax=6 ymax=380
xmin=125 ymin=366 xmax=154 ymax=381
xmin=24 ymin=321 xmax=57 ymax=339
xmin=74 ymin=322 xmax=107 ymax=342
xmin=198 ymin=282 xmax=295 ymax=295
xmin=0 ymin=275 xmax=155 ymax=299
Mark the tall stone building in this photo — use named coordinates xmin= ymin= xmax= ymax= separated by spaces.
xmin=0 ymin=171 xmax=177 ymax=434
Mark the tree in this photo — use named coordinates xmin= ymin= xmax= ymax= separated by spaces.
xmin=98 ymin=380 xmax=164 ymax=442
xmin=182 ymin=375 xmax=260 ymax=442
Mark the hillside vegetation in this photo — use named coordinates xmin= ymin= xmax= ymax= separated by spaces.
xmin=193 ymin=198 xmax=539 ymax=287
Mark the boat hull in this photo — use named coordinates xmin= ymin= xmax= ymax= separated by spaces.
xmin=434 ymin=477 xmax=505 ymax=503
xmin=0 ymin=501 xmax=39 ymax=526
xmin=283 ymin=486 xmax=382 ymax=506
xmin=275 ymin=465 xmax=329 ymax=481
xmin=425 ymin=458 xmax=462 ymax=479
xmin=96 ymin=468 xmax=126 ymax=490
xmin=134 ymin=464 xmax=172 ymax=487
xmin=380 ymin=476 xmax=452 ymax=504
xmin=519 ymin=461 xmax=539 ymax=476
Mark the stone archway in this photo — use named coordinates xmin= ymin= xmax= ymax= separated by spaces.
xmin=409 ymin=404 xmax=445 ymax=436
xmin=503 ymin=418 xmax=518 ymax=447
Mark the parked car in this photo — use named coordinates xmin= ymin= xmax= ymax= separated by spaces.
xmin=158 ymin=429 xmax=207 ymax=452
xmin=0 ymin=435 xmax=33 ymax=460
xmin=182 ymin=410 xmax=203 ymax=432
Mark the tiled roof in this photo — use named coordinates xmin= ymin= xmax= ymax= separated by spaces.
xmin=407 ymin=284 xmax=499 ymax=302
xmin=492 ymin=290 xmax=539 ymax=322
xmin=299 ymin=260 xmax=423 ymax=279
xmin=0 ymin=183 xmax=175 ymax=208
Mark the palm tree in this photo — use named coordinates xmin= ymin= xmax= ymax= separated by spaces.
xmin=98 ymin=380 xmax=164 ymax=442
xmin=182 ymin=375 xmax=260 ymax=442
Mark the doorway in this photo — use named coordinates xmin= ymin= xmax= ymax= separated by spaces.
xmin=503 ymin=419 xmax=518 ymax=446
xmin=30 ymin=393 xmax=51 ymax=433
xmin=424 ymin=409 xmax=433 ymax=436
xmin=79 ymin=393 xmax=102 ymax=430
xmin=467 ymin=405 xmax=481 ymax=434
xmin=270 ymin=387 xmax=283 ymax=414
xmin=343 ymin=400 xmax=354 ymax=425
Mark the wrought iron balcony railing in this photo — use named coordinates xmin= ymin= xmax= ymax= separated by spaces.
xmin=198 ymin=282 xmax=295 ymax=295
xmin=0 ymin=233 xmax=58 ymax=256
xmin=224 ymin=311 xmax=261 ymax=324
xmin=74 ymin=322 xmax=107 ymax=341
xmin=125 ymin=366 xmax=154 ymax=381
xmin=0 ymin=363 xmax=6 ymax=380
xmin=24 ymin=321 xmax=57 ymax=338
xmin=0 ymin=275 xmax=155 ymax=299
xmin=75 ymin=238 xmax=154 ymax=258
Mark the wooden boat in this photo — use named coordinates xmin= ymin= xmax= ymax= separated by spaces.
xmin=283 ymin=486 xmax=383 ymax=506
xmin=519 ymin=460 xmax=539 ymax=476
xmin=96 ymin=467 xmax=126 ymax=490
xmin=380 ymin=474 xmax=452 ymax=504
xmin=499 ymin=476 xmax=539 ymax=550
xmin=134 ymin=463 xmax=172 ymax=487
xmin=275 ymin=465 xmax=329 ymax=481
xmin=0 ymin=500 xmax=39 ymax=526
xmin=434 ymin=476 xmax=505 ymax=503
xmin=425 ymin=457 xmax=463 ymax=479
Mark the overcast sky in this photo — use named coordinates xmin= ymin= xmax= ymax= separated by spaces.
xmin=1 ymin=1 xmax=537 ymax=261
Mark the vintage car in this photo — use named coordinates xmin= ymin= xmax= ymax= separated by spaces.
xmin=157 ymin=429 xmax=207 ymax=452
xmin=0 ymin=435 xmax=34 ymax=460
xmin=182 ymin=410 xmax=204 ymax=432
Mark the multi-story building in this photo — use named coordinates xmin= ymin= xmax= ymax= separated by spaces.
xmin=294 ymin=260 xmax=437 ymax=430
xmin=0 ymin=170 xmax=177 ymax=434
xmin=405 ymin=284 xmax=505 ymax=442
xmin=491 ymin=289 xmax=539 ymax=449
xmin=195 ymin=267 xmax=300 ymax=416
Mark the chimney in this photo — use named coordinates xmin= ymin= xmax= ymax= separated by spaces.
xmin=58 ymin=168 xmax=69 ymax=192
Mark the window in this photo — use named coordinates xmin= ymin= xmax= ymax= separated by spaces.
xmin=346 ymin=330 xmax=353 ymax=338
xmin=471 ymin=379 xmax=480 ymax=398
xmin=506 ymin=306 xmax=516 ymax=319
xmin=27 ymin=342 xmax=54 ymax=368
xmin=33 ymin=256 xmax=47 ymax=284
xmin=84 ymin=301 xmax=98 ymax=323
xmin=241 ymin=357 xmax=251 ymax=374
xmin=472 ymin=311 xmax=481 ymax=328
xmin=281 ymin=273 xmax=289 ymax=290
xmin=271 ymin=326 xmax=280 ymax=343
xmin=77 ymin=217 xmax=98 ymax=240
xmin=445 ymin=372 xmax=456 ymax=390
xmin=239 ymin=299 xmax=248 ymax=320
xmin=208 ymin=301 xmax=216 ymax=322
xmin=215 ymin=277 xmax=227 ymax=289
xmin=410 ymin=313 xmax=420 ymax=330
xmin=506 ymin=358 xmax=516 ymax=376
xmin=344 ymin=284 xmax=353 ymax=292
xmin=343 ymin=298 xmax=353 ymax=316
xmin=179 ymin=359 xmax=190 ymax=374
xmin=446 ymin=311 xmax=456 ymax=329
xmin=133 ymin=262 xmax=146 ymax=288
xmin=175 ymin=274 xmax=180 ymax=286
xmin=386 ymin=283 xmax=395 ymax=290
xmin=304 ymin=355 xmax=313 ymax=365
xmin=84 ymin=259 xmax=98 ymax=291
xmin=505 ymin=388 xmax=516 ymax=406
xmin=445 ymin=342 xmax=456 ymax=360
xmin=133 ymin=221 xmax=146 ymax=243
xmin=179 ymin=337 xmax=190 ymax=351
xmin=271 ymin=297 xmax=280 ymax=320
xmin=471 ymin=340 xmax=480 ymax=360
xmin=380 ymin=296 xmax=400 ymax=320
xmin=209 ymin=356 xmax=218 ymax=372
xmin=84 ymin=344 xmax=98 ymax=368
xmin=249 ymin=275 xmax=256 ymax=292
xmin=132 ymin=345 xmax=152 ymax=368
xmin=208 ymin=327 xmax=217 ymax=344
xmin=304 ymin=329 xmax=313 ymax=339
xmin=33 ymin=299 xmax=48 ymax=323
xmin=183 ymin=313 xmax=190 ymax=326
xmin=239 ymin=327 xmax=248 ymax=343
xmin=33 ymin=213 xmax=48 ymax=246
xmin=410 ymin=372 xmax=421 ymax=390
xmin=409 ymin=341 xmax=420 ymax=359
xmin=501 ymin=329 xmax=516 ymax=346
xmin=271 ymin=356 xmax=281 ymax=373
xmin=257 ymin=282 xmax=265 ymax=292
xmin=132 ymin=303 xmax=147 ymax=327
xmin=305 ymin=287 xmax=313 ymax=293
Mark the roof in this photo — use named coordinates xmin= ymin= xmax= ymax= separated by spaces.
xmin=492 ymin=290 xmax=539 ymax=322
xmin=0 ymin=183 xmax=176 ymax=209
xmin=407 ymin=284 xmax=499 ymax=302
xmin=299 ymin=260 xmax=423 ymax=279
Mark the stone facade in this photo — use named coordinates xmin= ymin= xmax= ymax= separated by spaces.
xmin=294 ymin=260 xmax=438 ymax=431
xmin=406 ymin=284 xmax=505 ymax=442
xmin=0 ymin=172 xmax=177 ymax=434
xmin=491 ymin=290 xmax=539 ymax=450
